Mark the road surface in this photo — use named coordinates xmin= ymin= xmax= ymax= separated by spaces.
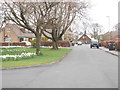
xmin=2 ymin=45 xmax=118 ymax=88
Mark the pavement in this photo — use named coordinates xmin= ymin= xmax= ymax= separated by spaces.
xmin=99 ymin=46 xmax=119 ymax=56
xmin=2 ymin=44 xmax=118 ymax=88
xmin=74 ymin=44 xmax=119 ymax=56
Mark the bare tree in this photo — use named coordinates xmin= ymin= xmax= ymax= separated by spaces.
xmin=0 ymin=3 xmax=6 ymax=29
xmin=43 ymin=2 xmax=88 ymax=49
xmin=3 ymin=1 xmax=58 ymax=55
xmin=82 ymin=21 xmax=90 ymax=34
xmin=90 ymin=23 xmax=103 ymax=40
xmin=113 ymin=23 xmax=120 ymax=30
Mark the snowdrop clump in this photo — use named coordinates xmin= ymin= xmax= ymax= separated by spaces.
xmin=1 ymin=49 xmax=26 ymax=53
xmin=0 ymin=46 xmax=25 ymax=48
xmin=0 ymin=53 xmax=36 ymax=61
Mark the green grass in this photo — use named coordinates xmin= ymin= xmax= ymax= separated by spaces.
xmin=1 ymin=48 xmax=71 ymax=68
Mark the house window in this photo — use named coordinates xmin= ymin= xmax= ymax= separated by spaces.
xmin=20 ymin=38 xmax=24 ymax=42
xmin=28 ymin=38 xmax=32 ymax=41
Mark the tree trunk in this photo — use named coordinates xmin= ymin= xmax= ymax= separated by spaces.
xmin=52 ymin=40 xmax=58 ymax=50
xmin=35 ymin=34 xmax=41 ymax=55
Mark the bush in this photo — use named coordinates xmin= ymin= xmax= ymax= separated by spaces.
xmin=0 ymin=42 xmax=26 ymax=46
xmin=30 ymin=39 xmax=36 ymax=47
xmin=58 ymin=40 xmax=71 ymax=47
xmin=115 ymin=41 xmax=120 ymax=51
xmin=26 ymin=39 xmax=72 ymax=47
xmin=101 ymin=40 xmax=120 ymax=51
xmin=41 ymin=40 xmax=71 ymax=47
xmin=41 ymin=41 xmax=52 ymax=46
xmin=41 ymin=37 xmax=48 ymax=41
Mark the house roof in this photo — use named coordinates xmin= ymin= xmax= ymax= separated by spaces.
xmin=2 ymin=24 xmax=35 ymax=38
xmin=78 ymin=34 xmax=91 ymax=40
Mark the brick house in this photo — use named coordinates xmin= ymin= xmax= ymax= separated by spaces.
xmin=110 ymin=30 xmax=120 ymax=41
xmin=0 ymin=24 xmax=35 ymax=42
xmin=78 ymin=33 xmax=91 ymax=44
xmin=63 ymin=29 xmax=75 ymax=41
xmin=100 ymin=30 xmax=120 ymax=41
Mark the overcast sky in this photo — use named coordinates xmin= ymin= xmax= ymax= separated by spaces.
xmin=0 ymin=0 xmax=119 ymax=33
xmin=88 ymin=0 xmax=119 ymax=33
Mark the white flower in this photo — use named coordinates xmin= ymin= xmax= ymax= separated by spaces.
xmin=1 ymin=52 xmax=36 ymax=61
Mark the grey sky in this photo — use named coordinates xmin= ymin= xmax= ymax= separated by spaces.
xmin=0 ymin=0 xmax=118 ymax=33
xmin=89 ymin=0 xmax=118 ymax=32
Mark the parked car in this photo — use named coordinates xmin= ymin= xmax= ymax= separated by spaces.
xmin=22 ymin=41 xmax=31 ymax=46
xmin=99 ymin=43 xmax=101 ymax=47
xmin=76 ymin=41 xmax=82 ymax=45
xmin=90 ymin=40 xmax=99 ymax=48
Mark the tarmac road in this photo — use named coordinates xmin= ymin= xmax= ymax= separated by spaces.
xmin=2 ymin=44 xmax=118 ymax=88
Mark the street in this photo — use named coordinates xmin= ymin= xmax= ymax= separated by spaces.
xmin=2 ymin=44 xmax=118 ymax=88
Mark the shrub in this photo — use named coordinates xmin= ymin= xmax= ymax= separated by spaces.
xmin=58 ymin=40 xmax=71 ymax=47
xmin=25 ymin=40 xmax=72 ymax=47
xmin=41 ymin=37 xmax=48 ymax=41
xmin=0 ymin=42 xmax=26 ymax=46
xmin=41 ymin=41 xmax=52 ymax=46
xmin=101 ymin=40 xmax=120 ymax=51
xmin=30 ymin=39 xmax=36 ymax=47
xmin=41 ymin=40 xmax=71 ymax=47
xmin=115 ymin=41 xmax=120 ymax=51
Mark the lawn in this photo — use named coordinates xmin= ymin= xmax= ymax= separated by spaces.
xmin=1 ymin=47 xmax=71 ymax=68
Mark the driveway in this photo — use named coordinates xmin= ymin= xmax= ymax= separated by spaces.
xmin=2 ymin=44 xmax=118 ymax=88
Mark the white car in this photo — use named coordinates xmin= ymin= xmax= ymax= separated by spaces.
xmin=22 ymin=41 xmax=31 ymax=46
xmin=77 ymin=41 xmax=82 ymax=45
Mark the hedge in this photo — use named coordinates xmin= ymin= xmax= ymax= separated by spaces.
xmin=115 ymin=41 xmax=120 ymax=51
xmin=0 ymin=42 xmax=26 ymax=46
xmin=100 ymin=40 xmax=120 ymax=51
xmin=0 ymin=40 xmax=72 ymax=47
xmin=41 ymin=40 xmax=72 ymax=47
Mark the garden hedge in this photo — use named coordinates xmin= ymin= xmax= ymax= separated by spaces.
xmin=0 ymin=40 xmax=72 ymax=47
xmin=100 ymin=40 xmax=120 ymax=51
xmin=41 ymin=40 xmax=72 ymax=47
xmin=0 ymin=42 xmax=26 ymax=46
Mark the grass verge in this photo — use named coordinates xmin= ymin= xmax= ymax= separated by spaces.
xmin=1 ymin=48 xmax=71 ymax=68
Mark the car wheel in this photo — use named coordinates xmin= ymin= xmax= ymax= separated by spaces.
xmin=97 ymin=46 xmax=99 ymax=48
